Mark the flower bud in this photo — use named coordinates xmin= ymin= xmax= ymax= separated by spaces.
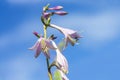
xmin=48 ymin=6 xmax=63 ymax=10
xmin=33 ymin=31 xmax=40 ymax=38
xmin=43 ymin=12 xmax=52 ymax=18
xmin=54 ymin=11 xmax=68 ymax=15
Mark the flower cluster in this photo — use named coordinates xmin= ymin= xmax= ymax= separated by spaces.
xmin=29 ymin=4 xmax=81 ymax=80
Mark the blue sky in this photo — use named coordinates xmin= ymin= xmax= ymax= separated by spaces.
xmin=0 ymin=0 xmax=120 ymax=80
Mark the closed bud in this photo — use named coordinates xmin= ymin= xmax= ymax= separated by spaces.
xmin=33 ymin=31 xmax=40 ymax=38
xmin=48 ymin=6 xmax=63 ymax=10
xmin=54 ymin=11 xmax=68 ymax=15
xmin=43 ymin=12 xmax=52 ymax=18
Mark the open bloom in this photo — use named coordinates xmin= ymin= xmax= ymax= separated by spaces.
xmin=50 ymin=24 xmax=81 ymax=48
xmin=29 ymin=36 xmax=56 ymax=58
xmin=48 ymin=6 xmax=63 ymax=10
xmin=51 ymin=41 xmax=68 ymax=74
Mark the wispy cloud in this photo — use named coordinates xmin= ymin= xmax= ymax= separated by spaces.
xmin=6 ymin=0 xmax=40 ymax=5
xmin=6 ymin=0 xmax=77 ymax=5
xmin=0 ymin=54 xmax=46 ymax=80
xmin=0 ymin=9 xmax=119 ymax=49
xmin=51 ymin=9 xmax=120 ymax=47
xmin=0 ymin=18 xmax=42 ymax=49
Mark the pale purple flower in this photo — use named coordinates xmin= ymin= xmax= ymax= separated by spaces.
xmin=54 ymin=11 xmax=68 ymax=15
xmin=29 ymin=36 xmax=56 ymax=58
xmin=48 ymin=6 xmax=63 ymax=10
xmin=51 ymin=41 xmax=68 ymax=74
xmin=50 ymin=24 xmax=81 ymax=48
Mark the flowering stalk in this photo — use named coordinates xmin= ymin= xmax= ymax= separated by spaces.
xmin=29 ymin=4 xmax=81 ymax=80
xmin=43 ymin=22 xmax=53 ymax=80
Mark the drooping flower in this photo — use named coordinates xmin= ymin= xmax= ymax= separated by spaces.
xmin=51 ymin=41 xmax=68 ymax=74
xmin=48 ymin=6 xmax=63 ymax=10
xmin=29 ymin=35 xmax=56 ymax=58
xmin=54 ymin=69 xmax=69 ymax=80
xmin=50 ymin=24 xmax=81 ymax=48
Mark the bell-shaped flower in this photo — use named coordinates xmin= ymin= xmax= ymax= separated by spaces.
xmin=29 ymin=36 xmax=56 ymax=58
xmin=51 ymin=41 xmax=68 ymax=74
xmin=50 ymin=24 xmax=81 ymax=48
xmin=48 ymin=6 xmax=63 ymax=10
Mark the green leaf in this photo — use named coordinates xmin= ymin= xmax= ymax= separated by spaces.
xmin=53 ymin=70 xmax=62 ymax=80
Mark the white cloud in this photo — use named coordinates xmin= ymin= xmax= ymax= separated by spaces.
xmin=6 ymin=0 xmax=78 ymax=5
xmin=51 ymin=9 xmax=120 ymax=47
xmin=0 ymin=54 xmax=46 ymax=80
xmin=0 ymin=9 xmax=119 ymax=49
xmin=6 ymin=0 xmax=40 ymax=4
xmin=0 ymin=18 xmax=42 ymax=49
xmin=6 ymin=0 xmax=94 ymax=5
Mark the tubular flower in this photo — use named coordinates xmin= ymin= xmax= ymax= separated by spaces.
xmin=51 ymin=41 xmax=68 ymax=74
xmin=50 ymin=24 xmax=81 ymax=48
xmin=48 ymin=6 xmax=63 ymax=10
xmin=29 ymin=36 xmax=56 ymax=58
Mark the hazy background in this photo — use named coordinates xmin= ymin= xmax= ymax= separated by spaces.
xmin=0 ymin=0 xmax=120 ymax=80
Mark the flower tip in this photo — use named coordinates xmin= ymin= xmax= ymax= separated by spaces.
xmin=28 ymin=47 xmax=34 ymax=50
xmin=33 ymin=31 xmax=38 ymax=35
xmin=33 ymin=31 xmax=41 ymax=38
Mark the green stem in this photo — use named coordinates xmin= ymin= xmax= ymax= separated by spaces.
xmin=43 ymin=25 xmax=52 ymax=80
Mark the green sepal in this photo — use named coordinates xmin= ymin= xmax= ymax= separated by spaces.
xmin=46 ymin=17 xmax=51 ymax=25
xmin=53 ymin=70 xmax=62 ymax=80
xmin=43 ymin=4 xmax=50 ymax=12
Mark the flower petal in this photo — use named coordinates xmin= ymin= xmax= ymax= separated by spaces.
xmin=43 ymin=12 xmax=52 ymax=18
xmin=67 ymin=35 xmax=76 ymax=46
xmin=45 ymin=40 xmax=56 ymax=49
xmin=49 ymin=24 xmax=81 ymax=47
xmin=64 ymin=37 xmax=69 ymax=48
xmin=29 ymin=41 xmax=39 ymax=50
xmin=56 ymin=51 xmax=68 ymax=74
xmin=51 ymin=40 xmax=68 ymax=73
xmin=43 ymin=48 xmax=50 ymax=59
xmin=35 ymin=43 xmax=42 ymax=58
